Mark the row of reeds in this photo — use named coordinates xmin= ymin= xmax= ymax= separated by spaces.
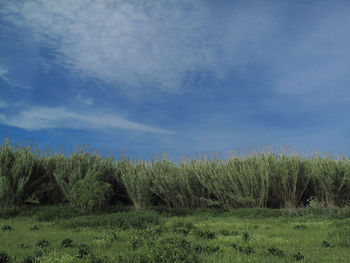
xmin=1 ymin=138 xmax=350 ymax=210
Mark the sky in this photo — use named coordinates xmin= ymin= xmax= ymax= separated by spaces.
xmin=0 ymin=0 xmax=349 ymax=159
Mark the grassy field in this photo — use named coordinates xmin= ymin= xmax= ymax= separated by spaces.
xmin=1 ymin=206 xmax=350 ymax=263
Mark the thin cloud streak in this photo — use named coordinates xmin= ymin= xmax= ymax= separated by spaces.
xmin=0 ymin=65 xmax=33 ymax=90
xmin=0 ymin=107 xmax=173 ymax=135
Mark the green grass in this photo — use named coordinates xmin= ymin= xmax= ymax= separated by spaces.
xmin=1 ymin=206 xmax=350 ymax=262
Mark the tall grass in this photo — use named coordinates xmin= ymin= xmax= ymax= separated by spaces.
xmin=1 ymin=137 xmax=350 ymax=210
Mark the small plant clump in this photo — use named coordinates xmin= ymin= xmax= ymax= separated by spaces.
xmin=267 ymin=247 xmax=284 ymax=257
xmin=191 ymin=229 xmax=216 ymax=240
xmin=238 ymin=246 xmax=254 ymax=255
xmin=61 ymin=238 xmax=74 ymax=248
xmin=0 ymin=251 xmax=11 ymax=263
xmin=105 ymin=232 xmax=121 ymax=242
xmin=292 ymin=251 xmax=305 ymax=261
xmin=1 ymin=225 xmax=13 ymax=231
xmin=76 ymin=244 xmax=90 ymax=259
xmin=242 ymin=231 xmax=251 ymax=242
xmin=321 ymin=240 xmax=335 ymax=248
xmin=35 ymin=240 xmax=49 ymax=248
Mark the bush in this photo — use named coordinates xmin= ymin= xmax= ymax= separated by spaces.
xmin=67 ymin=171 xmax=112 ymax=213
xmin=152 ymin=236 xmax=199 ymax=263
xmin=0 ymin=251 xmax=11 ymax=263
xmin=36 ymin=240 xmax=49 ymax=248
xmin=61 ymin=238 xmax=74 ymax=248
xmin=2 ymin=225 xmax=13 ymax=231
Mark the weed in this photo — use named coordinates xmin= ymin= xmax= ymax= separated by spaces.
xmin=35 ymin=240 xmax=49 ymax=248
xmin=242 ymin=230 xmax=251 ymax=242
xmin=193 ymin=244 xmax=221 ymax=254
xmin=321 ymin=240 xmax=334 ymax=248
xmin=0 ymin=251 xmax=11 ymax=263
xmin=76 ymin=243 xmax=90 ymax=259
xmin=190 ymin=229 xmax=216 ymax=240
xmin=61 ymin=238 xmax=74 ymax=248
xmin=267 ymin=247 xmax=284 ymax=257
xmin=293 ymin=224 xmax=307 ymax=230
xmin=292 ymin=251 xmax=305 ymax=261
xmin=238 ymin=246 xmax=254 ymax=255
xmin=1 ymin=225 xmax=13 ymax=231
xmin=152 ymin=236 xmax=199 ymax=263
xmin=105 ymin=232 xmax=121 ymax=242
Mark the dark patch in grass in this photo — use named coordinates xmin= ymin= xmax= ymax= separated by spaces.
xmin=292 ymin=251 xmax=305 ymax=261
xmin=238 ymin=246 xmax=254 ymax=255
xmin=76 ymin=244 xmax=90 ymax=259
xmin=321 ymin=240 xmax=334 ymax=248
xmin=193 ymin=244 xmax=221 ymax=254
xmin=35 ymin=240 xmax=49 ymax=248
xmin=267 ymin=247 xmax=284 ymax=257
xmin=61 ymin=238 xmax=74 ymax=248
xmin=0 ymin=251 xmax=11 ymax=263
xmin=242 ymin=231 xmax=251 ymax=242
xmin=1 ymin=225 xmax=13 ymax=231
xmin=190 ymin=229 xmax=216 ymax=240
xmin=293 ymin=224 xmax=307 ymax=230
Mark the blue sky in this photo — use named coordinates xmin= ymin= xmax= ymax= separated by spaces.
xmin=0 ymin=0 xmax=349 ymax=159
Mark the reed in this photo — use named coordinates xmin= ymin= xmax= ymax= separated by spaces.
xmin=1 ymin=137 xmax=350 ymax=210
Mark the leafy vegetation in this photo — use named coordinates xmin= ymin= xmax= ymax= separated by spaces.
xmin=1 ymin=138 xmax=350 ymax=211
xmin=1 ymin=138 xmax=350 ymax=261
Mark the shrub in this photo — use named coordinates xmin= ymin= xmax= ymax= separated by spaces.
xmin=67 ymin=171 xmax=112 ymax=213
xmin=152 ymin=236 xmax=199 ymax=263
xmin=238 ymin=246 xmax=254 ymax=255
xmin=105 ymin=232 xmax=121 ymax=243
xmin=61 ymin=238 xmax=74 ymax=248
xmin=0 ymin=251 xmax=11 ymax=263
xmin=321 ymin=240 xmax=334 ymax=248
xmin=242 ymin=231 xmax=251 ymax=242
xmin=2 ymin=225 xmax=13 ymax=231
xmin=36 ymin=240 xmax=49 ymax=248
xmin=190 ymin=229 xmax=216 ymax=240
xmin=292 ymin=252 xmax=305 ymax=261
xmin=267 ymin=247 xmax=284 ymax=257
xmin=76 ymin=244 xmax=90 ymax=259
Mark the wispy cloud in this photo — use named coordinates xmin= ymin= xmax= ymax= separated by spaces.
xmin=0 ymin=106 xmax=173 ymax=134
xmin=0 ymin=64 xmax=32 ymax=89
xmin=0 ymin=0 xmax=277 ymax=96
xmin=76 ymin=94 xmax=93 ymax=106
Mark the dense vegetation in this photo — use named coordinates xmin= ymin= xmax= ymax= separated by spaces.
xmin=1 ymin=206 xmax=350 ymax=262
xmin=1 ymin=138 xmax=350 ymax=213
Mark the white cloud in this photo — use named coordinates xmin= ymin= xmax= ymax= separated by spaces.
xmin=0 ymin=64 xmax=32 ymax=89
xmin=0 ymin=0 xmax=277 ymax=96
xmin=0 ymin=106 xmax=173 ymax=134
xmin=76 ymin=94 xmax=94 ymax=106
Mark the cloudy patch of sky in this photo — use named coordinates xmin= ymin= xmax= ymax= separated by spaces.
xmin=0 ymin=0 xmax=349 ymax=158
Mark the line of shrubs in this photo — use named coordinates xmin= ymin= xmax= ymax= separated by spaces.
xmin=1 ymin=138 xmax=350 ymax=213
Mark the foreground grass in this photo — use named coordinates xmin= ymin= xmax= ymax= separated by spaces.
xmin=1 ymin=206 xmax=349 ymax=263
